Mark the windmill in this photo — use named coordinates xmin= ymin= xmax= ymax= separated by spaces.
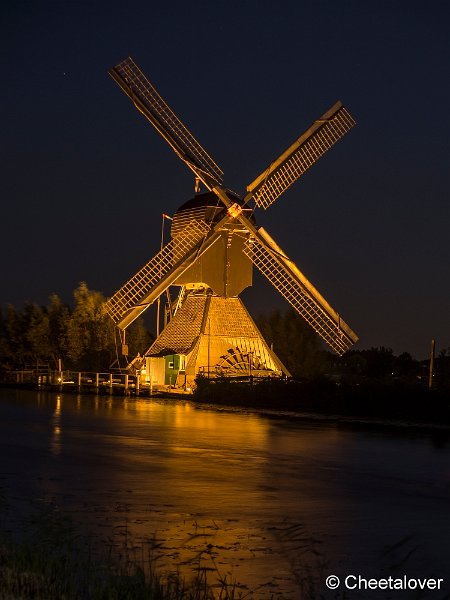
xmin=105 ymin=57 xmax=358 ymax=387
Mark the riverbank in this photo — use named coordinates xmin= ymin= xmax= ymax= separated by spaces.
xmin=2 ymin=375 xmax=450 ymax=431
xmin=192 ymin=377 xmax=450 ymax=429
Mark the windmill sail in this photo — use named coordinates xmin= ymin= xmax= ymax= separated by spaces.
xmin=110 ymin=57 xmax=223 ymax=186
xmin=243 ymin=227 xmax=358 ymax=355
xmin=108 ymin=58 xmax=358 ymax=362
xmin=105 ymin=220 xmax=212 ymax=329
xmin=246 ymin=102 xmax=355 ymax=209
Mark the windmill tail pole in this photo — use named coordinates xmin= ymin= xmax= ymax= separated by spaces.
xmin=428 ymin=339 xmax=436 ymax=390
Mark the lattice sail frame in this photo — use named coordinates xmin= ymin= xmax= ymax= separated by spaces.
xmin=111 ymin=58 xmax=223 ymax=185
xmin=105 ymin=220 xmax=209 ymax=325
xmin=108 ymin=58 xmax=358 ymax=354
xmin=246 ymin=102 xmax=355 ymax=209
xmin=243 ymin=236 xmax=356 ymax=355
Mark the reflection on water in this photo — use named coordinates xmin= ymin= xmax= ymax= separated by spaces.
xmin=0 ymin=389 xmax=449 ymax=598
xmin=51 ymin=395 xmax=61 ymax=455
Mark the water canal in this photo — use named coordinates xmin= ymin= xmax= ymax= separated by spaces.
xmin=0 ymin=388 xmax=449 ymax=598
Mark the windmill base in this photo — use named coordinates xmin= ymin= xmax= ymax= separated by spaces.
xmin=144 ymin=294 xmax=288 ymax=388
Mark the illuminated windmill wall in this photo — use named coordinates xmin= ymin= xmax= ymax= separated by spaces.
xmin=105 ymin=57 xmax=358 ymax=386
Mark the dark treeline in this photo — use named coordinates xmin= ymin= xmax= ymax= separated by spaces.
xmin=0 ymin=283 xmax=152 ymax=373
xmin=1 ymin=290 xmax=449 ymax=387
xmin=256 ymin=309 xmax=450 ymax=388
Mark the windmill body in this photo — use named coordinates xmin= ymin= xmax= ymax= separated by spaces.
xmin=171 ymin=192 xmax=253 ymax=298
xmin=105 ymin=57 xmax=359 ymax=389
xmin=144 ymin=191 xmax=286 ymax=386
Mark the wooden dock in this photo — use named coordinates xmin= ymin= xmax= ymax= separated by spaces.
xmin=2 ymin=369 xmax=191 ymax=397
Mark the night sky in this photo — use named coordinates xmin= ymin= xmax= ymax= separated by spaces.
xmin=2 ymin=1 xmax=449 ymax=358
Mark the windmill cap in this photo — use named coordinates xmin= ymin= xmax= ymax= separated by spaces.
xmin=171 ymin=191 xmax=255 ymax=239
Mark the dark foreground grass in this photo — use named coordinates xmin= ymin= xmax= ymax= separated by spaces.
xmin=0 ymin=525 xmax=435 ymax=600
xmin=0 ymin=532 xmax=245 ymax=600
xmin=0 ymin=496 xmax=247 ymax=600
xmin=0 ymin=494 xmax=348 ymax=600
xmin=0 ymin=491 xmax=438 ymax=599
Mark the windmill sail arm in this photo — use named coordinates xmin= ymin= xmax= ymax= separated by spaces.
xmin=105 ymin=220 xmax=222 ymax=330
xmin=109 ymin=58 xmax=223 ymax=187
xmin=110 ymin=253 xmax=198 ymax=330
xmin=107 ymin=250 xmax=199 ymax=329
xmin=109 ymin=67 xmax=205 ymax=183
xmin=205 ymin=190 xmax=357 ymax=353
xmin=111 ymin=68 xmax=211 ymax=186
xmin=257 ymin=228 xmax=346 ymax=329
xmin=243 ymin=227 xmax=358 ymax=355
xmin=245 ymin=102 xmax=355 ymax=209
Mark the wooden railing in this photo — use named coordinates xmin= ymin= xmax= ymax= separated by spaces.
xmin=3 ymin=369 xmax=145 ymax=395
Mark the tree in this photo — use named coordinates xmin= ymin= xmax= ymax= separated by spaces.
xmin=47 ymin=294 xmax=70 ymax=367
xmin=127 ymin=318 xmax=153 ymax=358
xmin=2 ymin=304 xmax=23 ymax=366
xmin=24 ymin=302 xmax=52 ymax=365
xmin=63 ymin=282 xmax=115 ymax=370
xmin=435 ymin=348 xmax=450 ymax=388
xmin=0 ymin=307 xmax=13 ymax=371
xmin=0 ymin=284 xmax=154 ymax=373
xmin=256 ymin=309 xmax=323 ymax=377
xmin=362 ymin=347 xmax=394 ymax=378
xmin=393 ymin=352 xmax=418 ymax=377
